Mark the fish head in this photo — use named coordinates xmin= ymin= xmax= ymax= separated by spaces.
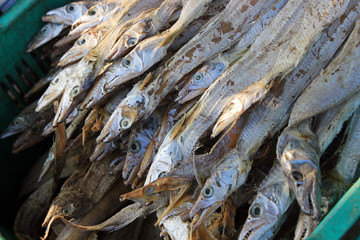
xmin=36 ymin=69 xmax=68 ymax=112
xmin=58 ymin=31 xmax=99 ymax=66
xmin=26 ymin=23 xmax=64 ymax=52
xmin=176 ymin=62 xmax=225 ymax=104
xmin=12 ymin=124 xmax=45 ymax=154
xmin=42 ymin=2 xmax=92 ymax=25
xmin=189 ymin=175 xmax=227 ymax=228
xmin=42 ymin=191 xmax=91 ymax=228
xmin=53 ymin=60 xmax=95 ymax=125
xmin=238 ymin=193 xmax=280 ymax=240
xmin=1 ymin=102 xmax=38 ymax=138
xmin=212 ymin=97 xmax=244 ymax=138
xmin=123 ymin=130 xmax=152 ymax=184
xmin=97 ymin=93 xmax=145 ymax=142
xmin=281 ymin=152 xmax=321 ymax=219
xmin=104 ymin=51 xmax=145 ymax=90
xmin=70 ymin=5 xmax=105 ymax=35
xmin=1 ymin=116 xmax=26 ymax=139
xmin=107 ymin=20 xmax=151 ymax=61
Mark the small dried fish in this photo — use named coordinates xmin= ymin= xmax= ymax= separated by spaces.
xmin=27 ymin=23 xmax=67 ymax=53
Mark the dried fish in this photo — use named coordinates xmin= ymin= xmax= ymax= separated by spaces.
xmin=8 ymin=1 xmax=360 ymax=239
xmin=27 ymin=23 xmax=67 ymax=52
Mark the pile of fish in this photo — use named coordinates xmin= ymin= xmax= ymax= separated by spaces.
xmin=2 ymin=0 xmax=360 ymax=239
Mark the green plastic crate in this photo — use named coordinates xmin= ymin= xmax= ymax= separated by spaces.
xmin=0 ymin=0 xmax=359 ymax=239
xmin=0 ymin=0 xmax=70 ymax=239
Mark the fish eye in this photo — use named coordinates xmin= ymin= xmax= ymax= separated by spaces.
xmin=14 ymin=118 xmax=24 ymax=125
xmin=292 ymin=171 xmax=303 ymax=181
xmin=66 ymin=4 xmax=75 ymax=12
xmin=129 ymin=140 xmax=141 ymax=153
xmin=193 ymin=72 xmax=203 ymax=83
xmin=158 ymin=171 xmax=166 ymax=178
xmin=120 ymin=117 xmax=132 ymax=129
xmin=250 ymin=203 xmax=263 ymax=217
xmin=122 ymin=57 xmax=132 ymax=68
xmin=40 ymin=26 xmax=48 ymax=35
xmin=88 ymin=8 xmax=97 ymax=16
xmin=71 ymin=86 xmax=80 ymax=96
xmin=61 ymin=204 xmax=74 ymax=215
xmin=51 ymin=77 xmax=59 ymax=85
xmin=127 ymin=38 xmax=137 ymax=47
xmin=77 ymin=38 xmax=86 ymax=45
xmin=203 ymin=186 xmax=214 ymax=198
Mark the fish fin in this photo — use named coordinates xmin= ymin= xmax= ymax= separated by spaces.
xmin=140 ymin=72 xmax=153 ymax=91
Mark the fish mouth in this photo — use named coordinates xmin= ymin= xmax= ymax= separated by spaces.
xmin=123 ymin=160 xmax=141 ymax=186
xmin=97 ymin=130 xmax=113 ymax=143
xmin=242 ymin=228 xmax=254 ymax=240
xmin=12 ymin=130 xmax=45 ymax=154
xmin=36 ymin=92 xmax=63 ymax=113
xmin=90 ymin=142 xmax=111 ymax=162
xmin=42 ymin=205 xmax=62 ymax=228
xmin=26 ymin=39 xmax=43 ymax=53
xmin=109 ymin=154 xmax=125 ymax=174
xmin=42 ymin=14 xmax=72 ymax=25
xmin=0 ymin=127 xmax=23 ymax=139
xmin=190 ymin=200 xmax=222 ymax=229
xmin=41 ymin=122 xmax=55 ymax=136
xmin=58 ymin=50 xmax=86 ymax=67
xmin=81 ymin=96 xmax=96 ymax=110
xmin=103 ymin=70 xmax=136 ymax=91
xmin=239 ymin=219 xmax=273 ymax=240
xmin=104 ymin=75 xmax=121 ymax=90
xmin=176 ymin=88 xmax=205 ymax=104
xmin=70 ymin=21 xmax=97 ymax=36
xmin=296 ymin=187 xmax=320 ymax=219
